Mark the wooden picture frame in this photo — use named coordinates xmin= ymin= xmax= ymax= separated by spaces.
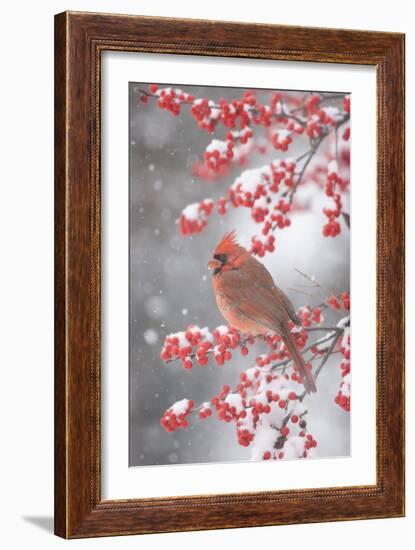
xmin=54 ymin=11 xmax=405 ymax=538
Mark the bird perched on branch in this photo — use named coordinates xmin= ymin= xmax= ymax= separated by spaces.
xmin=208 ymin=231 xmax=316 ymax=394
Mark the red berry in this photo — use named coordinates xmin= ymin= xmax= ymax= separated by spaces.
xmin=197 ymin=355 xmax=208 ymax=366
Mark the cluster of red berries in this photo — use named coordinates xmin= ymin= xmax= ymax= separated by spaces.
xmin=327 ymin=295 xmax=341 ymax=310
xmin=214 ymin=100 xmax=239 ymax=129
xmin=268 ymin=111 xmax=303 ymax=147
xmin=275 ymin=196 xmax=291 ymax=213
xmin=250 ymin=234 xmax=276 ymax=257
xmin=317 ymin=107 xmax=341 ymax=127
xmin=204 ymin=139 xmax=234 ymax=172
xmin=189 ymin=98 xmax=220 ymax=132
xmin=198 ymin=402 xmax=213 ymax=420
xmin=236 ymin=161 xmax=295 ymax=206
xmin=213 ymin=397 xmax=246 ymax=424
xmin=287 ymin=119 xmax=305 ymax=134
xmin=256 ymin=198 xmax=291 ymax=235
xmin=231 ymin=178 xmax=267 ymax=209
xmin=271 ymin=211 xmax=292 ymax=230
xmin=237 ymin=427 xmax=255 ymax=447
xmin=322 ymin=218 xmax=341 ymax=237
xmin=234 ymin=98 xmax=253 ymax=127
xmin=160 ymin=398 xmax=194 ymax=432
xmin=327 ymin=292 xmax=350 ymax=312
xmin=322 ymin=161 xmax=346 ymax=237
xmin=160 ymin=325 xmax=213 ymax=369
xmin=335 ymin=388 xmax=350 ymax=412
xmin=149 ymin=85 xmax=195 ymax=117
xmin=304 ymin=95 xmax=344 ymax=138
xmin=160 ymin=325 xmax=247 ymax=370
xmin=251 ymin=203 xmax=269 ymax=224
xmin=297 ymin=305 xmax=323 ymax=327
xmin=255 ymin=349 xmax=286 ymax=368
xmin=204 ymin=386 xmax=250 ymax=433
xmin=303 ymin=433 xmax=318 ymax=450
xmin=212 ymin=326 xmax=244 ymax=365
xmin=179 ymin=199 xmax=214 ymax=235
xmin=191 ymin=159 xmax=230 ymax=181
xmin=271 ymin=129 xmax=293 ymax=151
xmin=193 ymin=133 xmax=263 ymax=183
xmin=228 ymin=127 xmax=254 ymax=145
xmin=220 ymin=93 xmax=254 ymax=129
xmin=188 ymin=92 xmax=266 ymax=134
xmin=326 ymin=164 xmax=344 ymax=194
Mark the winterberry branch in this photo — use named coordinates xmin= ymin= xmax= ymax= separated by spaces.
xmin=160 ymin=313 xmax=350 ymax=456
xmin=136 ymin=87 xmax=307 ymax=128
xmin=137 ymin=85 xmax=350 ymax=255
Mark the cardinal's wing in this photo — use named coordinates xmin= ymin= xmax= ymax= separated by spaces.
xmin=251 ymin=260 xmax=301 ymax=326
xmin=217 ymin=265 xmax=290 ymax=334
xmin=272 ymin=285 xmax=302 ymax=326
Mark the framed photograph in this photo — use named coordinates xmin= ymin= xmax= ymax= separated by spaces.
xmin=54 ymin=11 xmax=405 ymax=538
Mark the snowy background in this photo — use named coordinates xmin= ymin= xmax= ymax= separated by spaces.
xmin=129 ymin=82 xmax=350 ymax=467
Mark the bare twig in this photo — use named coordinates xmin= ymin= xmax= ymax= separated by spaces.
xmin=294 ymin=268 xmax=335 ymax=303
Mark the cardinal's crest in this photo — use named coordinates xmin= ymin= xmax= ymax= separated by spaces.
xmin=214 ymin=231 xmax=243 ymax=255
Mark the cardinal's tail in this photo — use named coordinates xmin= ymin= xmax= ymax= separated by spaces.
xmin=282 ymin=329 xmax=317 ymax=394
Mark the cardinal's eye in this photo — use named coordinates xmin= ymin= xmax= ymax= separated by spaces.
xmin=214 ymin=253 xmax=228 ymax=264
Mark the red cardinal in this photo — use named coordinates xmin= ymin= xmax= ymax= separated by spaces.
xmin=208 ymin=231 xmax=316 ymax=393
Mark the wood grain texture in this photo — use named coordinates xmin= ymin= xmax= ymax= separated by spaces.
xmin=54 ymin=11 xmax=68 ymax=538
xmin=54 ymin=11 xmax=405 ymax=539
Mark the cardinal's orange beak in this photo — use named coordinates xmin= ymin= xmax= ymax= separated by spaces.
xmin=208 ymin=258 xmax=222 ymax=271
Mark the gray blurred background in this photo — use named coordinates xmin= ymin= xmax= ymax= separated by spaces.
xmin=129 ymin=82 xmax=350 ymax=467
